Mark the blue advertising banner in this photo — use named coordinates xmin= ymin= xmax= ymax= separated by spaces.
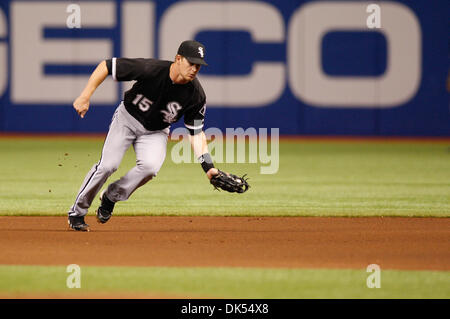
xmin=0 ymin=0 xmax=448 ymax=136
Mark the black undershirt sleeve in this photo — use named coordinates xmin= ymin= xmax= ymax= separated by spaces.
xmin=105 ymin=59 xmax=112 ymax=75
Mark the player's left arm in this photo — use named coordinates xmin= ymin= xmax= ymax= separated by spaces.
xmin=188 ymin=131 xmax=218 ymax=180
xmin=185 ymin=87 xmax=219 ymax=179
xmin=189 ymin=131 xmax=250 ymax=193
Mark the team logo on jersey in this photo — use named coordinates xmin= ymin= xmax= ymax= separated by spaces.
xmin=199 ymin=103 xmax=206 ymax=117
xmin=161 ymin=101 xmax=182 ymax=123
xmin=198 ymin=47 xmax=204 ymax=58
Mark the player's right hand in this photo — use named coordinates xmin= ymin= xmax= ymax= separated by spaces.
xmin=73 ymin=96 xmax=90 ymax=118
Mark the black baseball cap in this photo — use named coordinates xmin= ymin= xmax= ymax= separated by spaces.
xmin=177 ymin=40 xmax=208 ymax=66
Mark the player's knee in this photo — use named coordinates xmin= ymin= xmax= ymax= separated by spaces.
xmin=138 ymin=161 xmax=160 ymax=178
xmin=98 ymin=162 xmax=118 ymax=176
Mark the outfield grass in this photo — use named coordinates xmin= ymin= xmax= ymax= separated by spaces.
xmin=0 ymin=137 xmax=448 ymax=217
xmin=0 ymin=137 xmax=449 ymax=299
xmin=0 ymin=265 xmax=449 ymax=299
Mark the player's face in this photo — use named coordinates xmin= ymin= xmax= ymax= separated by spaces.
xmin=178 ymin=56 xmax=201 ymax=82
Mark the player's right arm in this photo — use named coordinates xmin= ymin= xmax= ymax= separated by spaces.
xmin=73 ymin=60 xmax=109 ymax=118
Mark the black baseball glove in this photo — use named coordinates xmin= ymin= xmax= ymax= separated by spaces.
xmin=210 ymin=170 xmax=250 ymax=193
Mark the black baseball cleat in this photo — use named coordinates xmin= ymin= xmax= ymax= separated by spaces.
xmin=68 ymin=216 xmax=90 ymax=232
xmin=96 ymin=190 xmax=115 ymax=224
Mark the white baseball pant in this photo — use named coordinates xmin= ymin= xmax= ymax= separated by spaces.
xmin=68 ymin=102 xmax=169 ymax=217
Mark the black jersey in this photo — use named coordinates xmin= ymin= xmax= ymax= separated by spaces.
xmin=105 ymin=58 xmax=206 ymax=135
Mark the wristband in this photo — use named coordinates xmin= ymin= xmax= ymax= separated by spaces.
xmin=198 ymin=153 xmax=215 ymax=173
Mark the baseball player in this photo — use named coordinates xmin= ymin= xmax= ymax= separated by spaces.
xmin=68 ymin=40 xmax=219 ymax=231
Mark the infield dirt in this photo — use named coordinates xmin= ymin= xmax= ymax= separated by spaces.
xmin=0 ymin=216 xmax=449 ymax=271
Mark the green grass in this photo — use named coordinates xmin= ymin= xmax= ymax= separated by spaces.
xmin=0 ymin=265 xmax=448 ymax=298
xmin=0 ymin=137 xmax=449 ymax=217
xmin=1 ymin=137 xmax=449 ymax=299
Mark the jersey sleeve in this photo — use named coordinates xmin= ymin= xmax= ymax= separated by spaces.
xmin=184 ymin=93 xmax=206 ymax=135
xmin=105 ymin=58 xmax=154 ymax=81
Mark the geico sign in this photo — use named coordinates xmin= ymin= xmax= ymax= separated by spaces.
xmin=0 ymin=1 xmax=421 ymax=108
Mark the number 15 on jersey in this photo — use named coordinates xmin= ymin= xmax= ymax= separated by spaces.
xmin=132 ymin=94 xmax=153 ymax=112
